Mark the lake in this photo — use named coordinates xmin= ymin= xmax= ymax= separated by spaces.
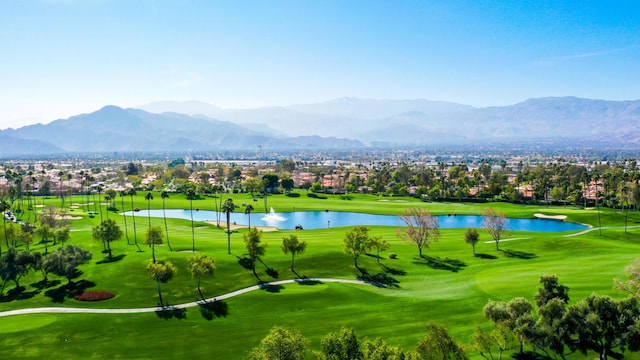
xmin=121 ymin=209 xmax=588 ymax=232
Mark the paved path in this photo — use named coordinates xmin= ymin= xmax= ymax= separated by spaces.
xmin=563 ymin=225 xmax=640 ymax=237
xmin=0 ymin=278 xmax=376 ymax=318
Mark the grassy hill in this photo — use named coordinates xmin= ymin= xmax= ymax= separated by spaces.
xmin=0 ymin=192 xmax=638 ymax=359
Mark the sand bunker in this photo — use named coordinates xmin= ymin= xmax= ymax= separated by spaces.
xmin=534 ymin=213 xmax=567 ymax=220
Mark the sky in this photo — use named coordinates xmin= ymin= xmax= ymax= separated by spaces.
xmin=1 ymin=0 xmax=640 ymax=129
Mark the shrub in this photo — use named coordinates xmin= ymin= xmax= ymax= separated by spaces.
xmin=74 ymin=291 xmax=116 ymax=301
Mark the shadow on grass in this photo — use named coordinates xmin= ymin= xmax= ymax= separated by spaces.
xmin=501 ymin=249 xmax=537 ymax=259
xmin=381 ymin=264 xmax=407 ymax=276
xmin=296 ymin=279 xmax=322 ymax=286
xmin=412 ymin=255 xmax=467 ymax=272
xmin=44 ymin=280 xmax=96 ymax=303
xmin=475 ymin=253 xmax=498 ymax=260
xmin=155 ymin=306 xmax=187 ymax=320
xmin=199 ymin=300 xmax=229 ymax=320
xmin=237 ymin=256 xmax=253 ymax=270
xmin=265 ymin=268 xmax=279 ymax=279
xmin=96 ymin=254 xmax=127 ymax=264
xmin=260 ymin=284 xmax=285 ymax=293
xmin=30 ymin=279 xmax=61 ymax=290
xmin=357 ymin=268 xmax=399 ymax=288
xmin=0 ymin=286 xmax=40 ymax=303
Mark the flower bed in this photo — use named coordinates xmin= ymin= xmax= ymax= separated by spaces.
xmin=74 ymin=291 xmax=116 ymax=302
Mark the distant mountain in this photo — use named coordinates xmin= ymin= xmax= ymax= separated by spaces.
xmin=0 ymin=106 xmax=364 ymax=156
xmin=138 ymin=97 xmax=640 ymax=146
xmin=4 ymin=96 xmax=640 ymax=157
xmin=0 ymin=134 xmax=65 ymax=156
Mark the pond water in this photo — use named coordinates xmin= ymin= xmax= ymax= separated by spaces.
xmin=122 ymin=209 xmax=588 ymax=232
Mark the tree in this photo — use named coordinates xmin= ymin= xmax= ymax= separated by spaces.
xmin=0 ymin=247 xmax=32 ymax=294
xmin=145 ymin=192 xmax=154 ymax=228
xmin=482 ymin=208 xmax=507 ymax=250
xmin=35 ymin=224 xmax=53 ymax=254
xmin=244 ymin=227 xmax=266 ymax=277
xmin=160 ymin=191 xmax=172 ymax=251
xmin=370 ymin=236 xmax=390 ymax=264
xmin=248 ymin=326 xmax=308 ymax=360
xmin=92 ymin=219 xmax=123 ymax=259
xmin=413 ymin=322 xmax=468 ymax=360
xmin=615 ymin=258 xmax=640 ymax=299
xmin=55 ymin=226 xmax=70 ymax=247
xmin=361 ymin=337 xmax=405 ymax=360
xmin=187 ymin=253 xmax=215 ymax=298
xmin=186 ymin=188 xmax=196 ymax=252
xmin=147 ymin=259 xmax=176 ymax=306
xmin=281 ymin=235 xmax=307 ymax=272
xmin=564 ymin=294 xmax=640 ymax=360
xmin=280 ymin=178 xmax=294 ymax=194
xmin=343 ymin=226 xmax=375 ymax=268
xmin=222 ymin=198 xmax=236 ymax=254
xmin=398 ymin=208 xmax=440 ymax=257
xmin=0 ymin=199 xmax=9 ymax=254
xmin=127 ymin=188 xmax=141 ymax=251
xmin=17 ymin=227 xmax=34 ymax=251
xmin=119 ymin=190 xmax=131 ymax=245
xmin=316 ymin=326 xmax=362 ymax=360
xmin=464 ymin=228 xmax=480 ymax=256
xmin=245 ymin=204 xmax=254 ymax=228
xmin=535 ymin=274 xmax=569 ymax=308
xmin=44 ymin=245 xmax=92 ymax=284
xmin=145 ymin=226 xmax=163 ymax=264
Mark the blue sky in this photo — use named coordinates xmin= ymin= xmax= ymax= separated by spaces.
xmin=1 ymin=0 xmax=639 ymax=129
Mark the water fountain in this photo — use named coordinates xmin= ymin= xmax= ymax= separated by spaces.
xmin=260 ymin=207 xmax=286 ymax=224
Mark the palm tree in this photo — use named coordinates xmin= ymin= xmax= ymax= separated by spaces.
xmin=0 ymin=199 xmax=9 ymax=254
xmin=128 ymin=188 xmax=141 ymax=251
xmin=161 ymin=191 xmax=172 ymax=251
xmin=104 ymin=194 xmax=111 ymax=220
xmin=186 ymin=188 xmax=196 ymax=252
xmin=119 ymin=190 xmax=131 ymax=245
xmin=145 ymin=192 xmax=154 ymax=228
xmin=222 ymin=198 xmax=236 ymax=254
xmin=96 ymin=184 xmax=104 ymax=222
xmin=58 ymin=170 xmax=65 ymax=208
xmin=245 ymin=204 xmax=254 ymax=228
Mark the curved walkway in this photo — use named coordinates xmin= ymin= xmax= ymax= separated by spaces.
xmin=564 ymin=225 xmax=640 ymax=237
xmin=0 ymin=278 xmax=377 ymax=318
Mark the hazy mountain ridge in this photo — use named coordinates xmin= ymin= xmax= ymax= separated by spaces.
xmin=3 ymin=96 xmax=640 ymax=157
xmin=138 ymin=97 xmax=640 ymax=145
xmin=0 ymin=106 xmax=363 ymax=155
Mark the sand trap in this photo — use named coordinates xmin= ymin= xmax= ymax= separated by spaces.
xmin=55 ymin=215 xmax=82 ymax=220
xmin=534 ymin=213 xmax=567 ymax=220
xmin=206 ymin=221 xmax=279 ymax=232
xmin=377 ymin=199 xmax=409 ymax=203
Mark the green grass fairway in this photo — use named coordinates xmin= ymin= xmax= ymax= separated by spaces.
xmin=1 ymin=192 xmax=639 ymax=359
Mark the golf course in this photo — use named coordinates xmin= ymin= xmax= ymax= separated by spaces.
xmin=1 ymin=192 xmax=638 ymax=359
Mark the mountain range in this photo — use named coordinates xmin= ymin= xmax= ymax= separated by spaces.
xmin=2 ymin=96 xmax=640 ymax=156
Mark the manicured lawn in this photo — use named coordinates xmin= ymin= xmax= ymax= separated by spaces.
xmin=1 ymin=192 xmax=639 ymax=359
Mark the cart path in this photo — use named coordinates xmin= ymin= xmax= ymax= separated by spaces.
xmin=0 ymin=278 xmax=378 ymax=318
xmin=564 ymin=225 xmax=640 ymax=237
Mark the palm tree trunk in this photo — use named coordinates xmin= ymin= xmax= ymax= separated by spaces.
xmin=157 ymin=279 xmax=164 ymax=306
xmin=130 ymin=197 xmax=141 ymax=251
xmin=121 ymin=196 xmax=130 ymax=245
xmin=226 ymin=212 xmax=231 ymax=254
xmin=190 ymin=199 xmax=195 ymax=252
xmin=163 ymin=199 xmax=171 ymax=251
